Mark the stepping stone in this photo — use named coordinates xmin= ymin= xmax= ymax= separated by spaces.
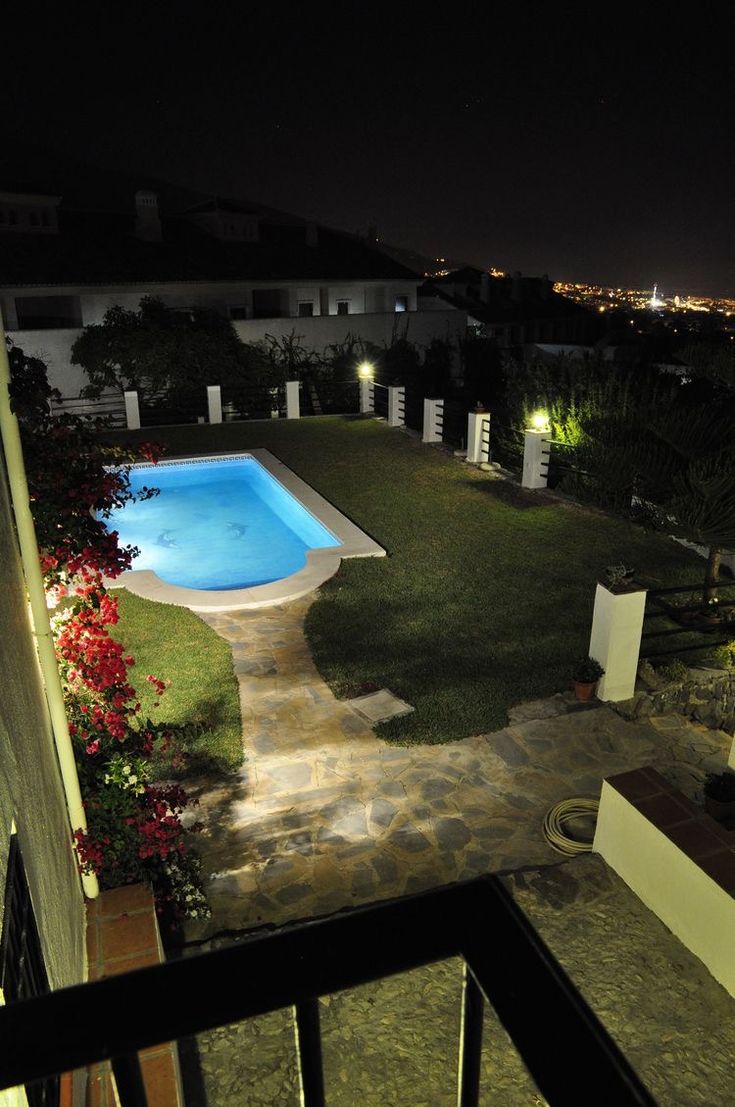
xmin=346 ymin=688 xmax=415 ymax=724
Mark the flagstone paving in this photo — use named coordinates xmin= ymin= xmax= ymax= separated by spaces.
xmin=182 ymin=597 xmax=732 ymax=940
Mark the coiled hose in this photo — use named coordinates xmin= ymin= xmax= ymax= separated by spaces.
xmin=542 ymin=798 xmax=599 ymax=856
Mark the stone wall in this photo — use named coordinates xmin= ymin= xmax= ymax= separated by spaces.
xmin=613 ymin=661 xmax=735 ymax=735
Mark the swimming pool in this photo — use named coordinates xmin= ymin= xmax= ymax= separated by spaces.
xmin=105 ymin=450 xmax=383 ymax=612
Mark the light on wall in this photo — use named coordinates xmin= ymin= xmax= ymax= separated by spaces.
xmin=529 ymin=411 xmax=550 ymax=432
xmin=357 ymin=362 xmax=374 ymax=380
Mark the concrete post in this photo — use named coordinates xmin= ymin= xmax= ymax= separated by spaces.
xmin=286 ymin=380 xmax=300 ymax=419
xmin=360 ymin=379 xmax=375 ymax=414
xmin=124 ymin=390 xmax=140 ymax=430
xmin=589 ymin=583 xmax=647 ymax=702
xmin=467 ymin=412 xmax=491 ymax=464
xmin=387 ymin=385 xmax=405 ymax=428
xmin=422 ymin=398 xmax=444 ymax=443
xmin=522 ymin=428 xmax=551 ymax=488
xmin=206 ymin=385 xmax=222 ymax=424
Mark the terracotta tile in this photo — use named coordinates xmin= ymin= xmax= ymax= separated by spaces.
xmin=607 ymin=770 xmax=661 ymax=802
xmin=697 ymin=850 xmax=735 ymax=895
xmin=141 ymin=1049 xmax=181 ymax=1107
xmin=86 ymin=919 xmax=98 ymax=963
xmin=634 ymin=793 xmax=693 ymax=828
xmin=640 ymin=767 xmax=673 ymax=791
xmin=96 ymin=883 xmax=155 ymax=919
xmin=86 ymin=898 xmax=99 ymax=922
xmin=100 ymin=910 xmax=159 ymax=961
xmin=663 ymin=820 xmax=724 ymax=858
xmin=705 ymin=818 xmax=735 ymax=844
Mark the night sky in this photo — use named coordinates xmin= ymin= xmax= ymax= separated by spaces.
xmin=3 ymin=4 xmax=734 ymax=295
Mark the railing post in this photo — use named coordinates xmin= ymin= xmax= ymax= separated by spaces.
xmin=286 ymin=380 xmax=300 ymax=419
xmin=466 ymin=412 xmax=491 ymax=464
xmin=360 ymin=379 xmax=374 ymax=414
xmin=206 ymin=385 xmax=222 ymax=424
xmin=293 ymin=1000 xmax=325 ymax=1107
xmin=423 ymin=398 xmax=443 ymax=443
xmin=123 ymin=390 xmax=140 ymax=431
xmin=457 ymin=963 xmax=484 ymax=1107
xmin=589 ymin=582 xmax=647 ymax=701
xmin=521 ymin=428 xmax=551 ymax=488
xmin=387 ymin=385 xmax=405 ymax=428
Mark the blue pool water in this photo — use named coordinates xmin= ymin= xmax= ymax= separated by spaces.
xmin=103 ymin=456 xmax=340 ymax=590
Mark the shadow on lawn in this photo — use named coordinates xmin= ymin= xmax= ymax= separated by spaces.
xmin=463 ymin=478 xmax=561 ymax=511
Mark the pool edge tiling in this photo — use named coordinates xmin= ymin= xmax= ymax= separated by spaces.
xmin=109 ymin=449 xmax=385 ymax=612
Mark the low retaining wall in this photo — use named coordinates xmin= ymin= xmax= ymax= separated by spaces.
xmin=613 ymin=664 xmax=735 ymax=735
xmin=594 ymin=768 xmax=735 ymax=996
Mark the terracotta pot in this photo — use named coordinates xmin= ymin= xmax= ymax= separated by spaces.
xmin=573 ymin=680 xmax=597 ymax=702
xmin=705 ymin=795 xmax=735 ymax=824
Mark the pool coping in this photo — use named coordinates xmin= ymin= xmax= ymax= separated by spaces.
xmin=108 ymin=448 xmax=385 ymax=612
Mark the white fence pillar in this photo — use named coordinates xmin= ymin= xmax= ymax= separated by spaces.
xmin=286 ymin=380 xmax=300 ymax=419
xmin=360 ymin=379 xmax=375 ymax=414
xmin=124 ymin=390 xmax=140 ymax=431
xmin=521 ymin=428 xmax=551 ymax=488
xmin=387 ymin=386 xmax=405 ymax=428
xmin=466 ymin=412 xmax=491 ymax=463
xmin=589 ymin=583 xmax=647 ymax=702
xmin=207 ymin=385 xmax=222 ymax=424
xmin=422 ymin=398 xmax=444 ymax=443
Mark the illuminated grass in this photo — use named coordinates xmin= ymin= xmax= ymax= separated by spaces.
xmin=105 ymin=417 xmax=709 ymax=745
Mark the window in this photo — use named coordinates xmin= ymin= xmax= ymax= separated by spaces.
xmin=15 ymin=296 xmax=82 ymax=330
xmin=394 ymin=295 xmax=409 ymax=313
xmin=1 ymin=837 xmax=59 ymax=1106
xmin=229 ymin=306 xmax=248 ymax=321
xmin=252 ymin=289 xmax=286 ymax=319
xmin=336 ymin=300 xmax=350 ymax=316
xmin=298 ymin=301 xmax=314 ymax=317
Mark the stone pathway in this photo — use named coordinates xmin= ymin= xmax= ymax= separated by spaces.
xmin=182 ymin=598 xmax=732 ymax=939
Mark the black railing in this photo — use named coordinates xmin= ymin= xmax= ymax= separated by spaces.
xmin=441 ymin=397 xmax=469 ymax=449
xmin=640 ymin=579 xmax=735 ymax=659
xmin=50 ymin=392 xmax=126 ymax=427
xmin=372 ymin=381 xmax=389 ymax=418
xmin=0 ymin=877 xmax=656 ymax=1107
xmin=219 ymin=383 xmax=283 ymax=422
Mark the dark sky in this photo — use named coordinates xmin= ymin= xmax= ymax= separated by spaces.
xmin=4 ymin=3 xmax=734 ymax=295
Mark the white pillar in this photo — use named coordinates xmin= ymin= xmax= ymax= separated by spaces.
xmin=206 ymin=385 xmax=222 ymax=424
xmin=360 ymin=379 xmax=374 ymax=414
xmin=286 ymin=380 xmax=300 ymax=419
xmin=589 ymin=583 xmax=647 ymax=702
xmin=466 ymin=412 xmax=491 ymax=463
xmin=422 ymin=398 xmax=443 ymax=443
xmin=521 ymin=428 xmax=551 ymax=488
xmin=387 ymin=386 xmax=405 ymax=427
xmin=124 ymin=390 xmax=140 ymax=430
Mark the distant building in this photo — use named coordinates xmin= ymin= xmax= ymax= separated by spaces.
xmin=0 ymin=174 xmax=466 ymax=400
xmin=420 ymin=267 xmax=597 ymax=349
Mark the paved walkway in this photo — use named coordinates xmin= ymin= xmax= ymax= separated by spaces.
xmin=183 ymin=597 xmax=732 ymax=940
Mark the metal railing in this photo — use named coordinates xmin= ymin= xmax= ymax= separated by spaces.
xmin=0 ymin=877 xmax=656 ymax=1107
xmin=49 ymin=392 xmax=126 ymax=427
xmin=640 ymin=579 xmax=735 ymax=659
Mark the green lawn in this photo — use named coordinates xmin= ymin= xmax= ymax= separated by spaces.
xmin=112 ymin=589 xmax=242 ymax=775
xmin=105 ymin=416 xmax=711 ymax=745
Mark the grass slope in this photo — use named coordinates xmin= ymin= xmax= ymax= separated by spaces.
xmin=106 ymin=417 xmax=709 ymax=745
xmin=113 ymin=590 xmax=242 ymax=774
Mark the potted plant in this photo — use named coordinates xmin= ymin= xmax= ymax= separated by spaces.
xmin=698 ymin=597 xmax=723 ymax=627
xmin=603 ymin=564 xmax=636 ymax=593
xmin=703 ymin=770 xmax=735 ymax=824
xmin=571 ymin=656 xmax=605 ymax=701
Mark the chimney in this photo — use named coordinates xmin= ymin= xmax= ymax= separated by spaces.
xmin=511 ymin=270 xmax=523 ymax=302
xmin=480 ymin=271 xmax=490 ymax=303
xmin=305 ymin=222 xmax=318 ymax=247
xmin=135 ymin=189 xmax=162 ymax=242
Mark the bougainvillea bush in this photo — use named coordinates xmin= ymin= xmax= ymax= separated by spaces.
xmin=8 ymin=341 xmax=209 ymax=920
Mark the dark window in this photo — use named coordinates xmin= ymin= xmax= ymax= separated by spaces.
xmin=298 ymin=301 xmax=314 ymax=317
xmin=252 ymin=289 xmax=286 ymax=319
xmin=229 ymin=306 xmax=248 ymax=321
xmin=394 ymin=295 xmax=409 ymax=313
xmin=336 ymin=300 xmax=349 ymax=316
xmin=15 ymin=296 xmax=82 ymax=330
xmin=29 ymin=212 xmax=39 ymax=227
xmin=1 ymin=837 xmax=59 ymax=1107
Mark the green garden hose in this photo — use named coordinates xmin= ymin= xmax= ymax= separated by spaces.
xmin=542 ymin=798 xmax=599 ymax=857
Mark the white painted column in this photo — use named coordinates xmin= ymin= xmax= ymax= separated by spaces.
xmin=360 ymin=379 xmax=375 ymax=414
xmin=589 ymin=583 xmax=647 ymax=701
xmin=422 ymin=398 xmax=444 ymax=443
xmin=521 ymin=428 xmax=551 ymax=488
xmin=124 ymin=390 xmax=140 ymax=430
xmin=286 ymin=380 xmax=300 ymax=419
xmin=466 ymin=412 xmax=491 ymax=463
xmin=206 ymin=385 xmax=222 ymax=424
xmin=387 ymin=385 xmax=405 ymax=427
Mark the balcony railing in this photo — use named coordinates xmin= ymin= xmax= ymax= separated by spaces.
xmin=0 ymin=876 xmax=657 ymax=1106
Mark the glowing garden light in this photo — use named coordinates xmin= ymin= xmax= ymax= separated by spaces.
xmin=357 ymin=361 xmax=374 ymax=379
xmin=530 ymin=410 xmax=550 ymax=432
